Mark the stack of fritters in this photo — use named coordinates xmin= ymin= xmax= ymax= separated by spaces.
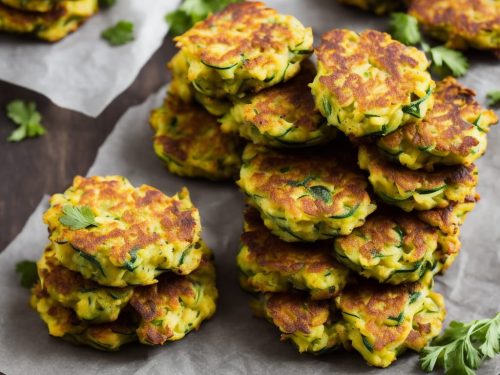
xmin=0 ymin=0 xmax=98 ymax=41
xmin=31 ymin=175 xmax=217 ymax=351
xmin=151 ymin=0 xmax=497 ymax=368
xmin=336 ymin=0 xmax=500 ymax=53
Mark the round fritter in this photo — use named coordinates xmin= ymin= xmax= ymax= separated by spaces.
xmin=38 ymin=244 xmax=133 ymax=323
xmin=174 ymin=2 xmax=313 ymax=98
xmin=358 ymin=145 xmax=478 ymax=211
xmin=31 ymin=284 xmax=137 ymax=351
xmin=220 ymin=60 xmax=336 ymax=148
xmin=150 ymin=95 xmax=243 ymax=180
xmin=311 ymin=29 xmax=434 ymax=137
xmin=335 ymin=277 xmax=444 ymax=368
xmin=377 ymin=77 xmax=499 ymax=170
xmin=251 ymin=292 xmax=348 ymax=354
xmin=130 ymin=243 xmax=217 ymax=346
xmin=334 ymin=209 xmax=440 ymax=284
xmin=238 ymin=207 xmax=350 ymax=300
xmin=0 ymin=0 xmax=68 ymax=12
xmin=0 ymin=0 xmax=97 ymax=42
xmin=237 ymin=143 xmax=377 ymax=242
xmin=168 ymin=51 xmax=232 ymax=117
xmin=43 ymin=176 xmax=203 ymax=287
xmin=336 ymin=0 xmax=405 ymax=15
xmin=409 ymin=0 xmax=500 ymax=51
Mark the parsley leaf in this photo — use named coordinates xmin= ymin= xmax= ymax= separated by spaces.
xmin=430 ymin=46 xmax=469 ymax=78
xmin=5 ymin=100 xmax=46 ymax=142
xmin=15 ymin=260 xmax=38 ymax=289
xmin=389 ymin=13 xmax=421 ymax=45
xmin=486 ymin=91 xmax=500 ymax=106
xmin=101 ymin=20 xmax=134 ymax=46
xmin=420 ymin=313 xmax=500 ymax=375
xmin=98 ymin=0 xmax=116 ymax=7
xmin=166 ymin=0 xmax=242 ymax=36
xmin=59 ymin=205 xmax=98 ymax=230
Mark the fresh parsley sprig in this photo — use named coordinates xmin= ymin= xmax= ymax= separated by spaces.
xmin=101 ymin=20 xmax=135 ymax=46
xmin=389 ymin=13 xmax=468 ymax=78
xmin=420 ymin=313 xmax=500 ymax=374
xmin=486 ymin=91 xmax=500 ymax=107
xmin=59 ymin=205 xmax=98 ymax=230
xmin=5 ymin=100 xmax=46 ymax=142
xmin=15 ymin=260 xmax=38 ymax=288
xmin=166 ymin=0 xmax=242 ymax=37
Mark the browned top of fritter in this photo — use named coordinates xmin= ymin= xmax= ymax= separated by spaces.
xmin=336 ymin=209 xmax=437 ymax=262
xmin=316 ymin=29 xmax=429 ymax=110
xmin=265 ymin=293 xmax=330 ymax=334
xmin=361 ymin=145 xmax=478 ymax=191
xmin=241 ymin=207 xmax=343 ymax=274
xmin=0 ymin=2 xmax=67 ymax=23
xmin=240 ymin=60 xmax=322 ymax=131
xmin=241 ymin=144 xmax=371 ymax=218
xmin=378 ymin=77 xmax=498 ymax=156
xmin=45 ymin=176 xmax=200 ymax=265
xmin=409 ymin=0 xmax=500 ymax=37
xmin=337 ymin=281 xmax=422 ymax=350
xmin=175 ymin=2 xmax=303 ymax=67
xmin=151 ymin=96 xmax=243 ymax=163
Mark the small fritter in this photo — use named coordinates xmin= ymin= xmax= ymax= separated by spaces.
xmin=358 ymin=145 xmax=478 ymax=211
xmin=168 ymin=51 xmax=232 ymax=117
xmin=31 ymin=284 xmax=137 ymax=351
xmin=44 ymin=176 xmax=203 ymax=287
xmin=38 ymin=244 xmax=133 ymax=323
xmin=335 ymin=277 xmax=445 ymax=368
xmin=150 ymin=95 xmax=243 ymax=180
xmin=130 ymin=243 xmax=217 ymax=346
xmin=220 ymin=61 xmax=336 ymax=148
xmin=0 ymin=0 xmax=97 ymax=42
xmin=409 ymin=0 xmax=500 ymax=51
xmin=334 ymin=209 xmax=440 ymax=284
xmin=251 ymin=292 xmax=348 ymax=354
xmin=336 ymin=0 xmax=405 ymax=15
xmin=377 ymin=77 xmax=499 ymax=170
xmin=237 ymin=143 xmax=377 ymax=242
xmin=174 ymin=2 xmax=313 ymax=98
xmin=238 ymin=207 xmax=350 ymax=300
xmin=311 ymin=29 xmax=434 ymax=137
xmin=0 ymin=0 xmax=67 ymax=12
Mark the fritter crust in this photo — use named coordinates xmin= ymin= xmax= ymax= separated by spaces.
xmin=358 ymin=145 xmax=478 ymax=211
xmin=220 ymin=60 xmax=336 ymax=147
xmin=238 ymin=207 xmax=350 ymax=300
xmin=377 ymin=77 xmax=498 ymax=170
xmin=44 ymin=176 xmax=202 ymax=287
xmin=409 ymin=0 xmax=500 ymax=51
xmin=174 ymin=2 xmax=313 ymax=98
xmin=150 ymin=95 xmax=243 ymax=180
xmin=312 ymin=29 xmax=434 ymax=137
xmin=0 ymin=0 xmax=97 ymax=42
xmin=238 ymin=143 xmax=376 ymax=242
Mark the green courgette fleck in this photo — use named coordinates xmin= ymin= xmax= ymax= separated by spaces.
xmin=123 ymin=247 xmax=140 ymax=272
xmin=322 ymin=96 xmax=332 ymax=118
xmin=308 ymin=185 xmax=332 ymax=204
xmin=362 ymin=335 xmax=374 ymax=352
xmin=388 ymin=312 xmax=405 ymax=325
xmin=201 ymin=60 xmax=238 ymax=70
xmin=416 ymin=185 xmax=447 ymax=195
xmin=73 ymin=246 xmax=106 ymax=277
xmin=330 ymin=204 xmax=359 ymax=219
xmin=402 ymin=88 xmax=432 ymax=118
xmin=409 ymin=291 xmax=421 ymax=304
xmin=471 ymin=115 xmax=486 ymax=133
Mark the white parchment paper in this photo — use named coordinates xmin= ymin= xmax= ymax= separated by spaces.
xmin=0 ymin=1 xmax=499 ymax=373
xmin=0 ymin=0 xmax=180 ymax=117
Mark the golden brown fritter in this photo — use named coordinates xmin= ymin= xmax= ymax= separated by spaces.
xmin=220 ymin=60 xmax=336 ymax=147
xmin=238 ymin=143 xmax=376 ymax=242
xmin=44 ymin=176 xmax=202 ymax=287
xmin=409 ymin=0 xmax=500 ymax=51
xmin=150 ymin=95 xmax=243 ymax=180
xmin=0 ymin=0 xmax=97 ymax=42
xmin=377 ymin=77 xmax=498 ymax=170
xmin=238 ymin=207 xmax=350 ymax=300
xmin=312 ymin=29 xmax=434 ymax=137
xmin=359 ymin=145 xmax=478 ymax=211
xmin=174 ymin=1 xmax=313 ymax=98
